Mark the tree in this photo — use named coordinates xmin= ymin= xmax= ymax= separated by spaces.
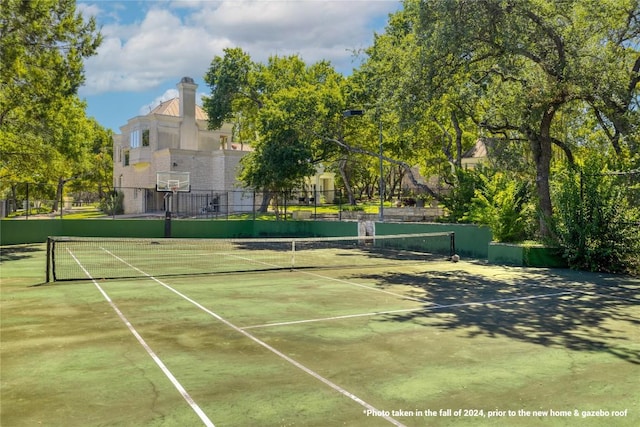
xmin=204 ymin=50 xmax=346 ymax=214
xmin=353 ymin=4 xmax=479 ymax=202
xmin=1 ymin=0 xmax=103 ymax=207
xmin=202 ymin=47 xmax=258 ymax=131
xmin=0 ymin=0 xmax=101 ymax=126
xmin=378 ymin=0 xmax=639 ymax=237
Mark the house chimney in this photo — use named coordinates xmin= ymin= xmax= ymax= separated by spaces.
xmin=178 ymin=76 xmax=198 ymax=150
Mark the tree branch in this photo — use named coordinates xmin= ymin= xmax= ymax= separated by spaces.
xmin=323 ymin=137 xmax=440 ymax=199
xmin=592 ymin=107 xmax=622 ymax=156
xmin=522 ymin=9 xmax=566 ymax=80
xmin=550 ymin=137 xmax=575 ymax=166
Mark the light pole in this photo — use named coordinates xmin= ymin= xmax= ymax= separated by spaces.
xmin=343 ymin=109 xmax=384 ymax=222
xmin=378 ymin=118 xmax=384 ymax=222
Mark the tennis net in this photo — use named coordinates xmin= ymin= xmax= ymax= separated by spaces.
xmin=46 ymin=232 xmax=455 ymax=282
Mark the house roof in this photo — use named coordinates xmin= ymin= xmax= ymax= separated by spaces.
xmin=148 ymin=97 xmax=208 ymax=121
xmin=462 ymin=138 xmax=488 ymax=159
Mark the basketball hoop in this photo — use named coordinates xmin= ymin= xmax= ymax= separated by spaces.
xmin=156 ymin=172 xmax=191 ymax=194
xmin=167 ymin=179 xmax=180 ymax=194
xmin=156 ymin=172 xmax=191 ymax=238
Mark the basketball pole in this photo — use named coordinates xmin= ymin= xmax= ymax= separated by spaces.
xmin=157 ymin=171 xmax=189 ymax=238
xmin=164 ymin=192 xmax=173 ymax=238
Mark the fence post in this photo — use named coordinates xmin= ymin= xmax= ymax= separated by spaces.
xmin=25 ymin=183 xmax=29 ymax=220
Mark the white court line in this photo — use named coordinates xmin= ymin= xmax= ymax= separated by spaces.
xmin=102 ymin=248 xmax=407 ymax=427
xmin=242 ymin=291 xmax=576 ymax=330
xmin=242 ymin=307 xmax=425 ymax=330
xmin=67 ymin=248 xmax=215 ymax=427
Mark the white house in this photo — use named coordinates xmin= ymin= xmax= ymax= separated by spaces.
xmin=113 ymin=76 xmax=336 ymax=216
xmin=113 ymin=77 xmax=252 ymax=215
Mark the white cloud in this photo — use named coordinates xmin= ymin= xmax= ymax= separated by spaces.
xmin=83 ymin=8 xmax=223 ymax=94
xmin=76 ymin=2 xmax=102 ymax=20
xmin=80 ymin=0 xmax=399 ymax=95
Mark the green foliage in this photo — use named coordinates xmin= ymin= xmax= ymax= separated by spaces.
xmin=551 ymin=159 xmax=640 ymax=274
xmin=441 ymin=167 xmax=484 ymax=223
xmin=204 ymin=50 xmax=346 ymax=209
xmin=441 ymin=166 xmax=536 ymax=243
xmin=99 ymin=191 xmax=124 ymax=216
xmin=465 ymin=172 xmax=535 ymax=243
xmin=369 ymin=0 xmax=640 ymax=238
xmin=341 ymin=205 xmax=365 ymax=212
xmin=240 ymin=127 xmax=315 ymax=194
xmin=0 ymin=0 xmax=106 ymax=199
xmin=0 ymin=0 xmax=102 ymax=126
xmin=202 ymin=47 xmax=255 ymax=130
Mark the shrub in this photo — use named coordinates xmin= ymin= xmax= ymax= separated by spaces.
xmin=99 ymin=191 xmax=124 ymax=215
xmin=465 ymin=172 xmax=535 ymax=243
xmin=441 ymin=167 xmax=485 ymax=223
xmin=341 ymin=204 xmax=365 ymax=212
xmin=550 ymin=159 xmax=640 ymax=274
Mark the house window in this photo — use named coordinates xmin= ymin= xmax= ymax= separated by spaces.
xmin=124 ymin=150 xmax=130 ymax=166
xmin=142 ymin=129 xmax=150 ymax=147
xmin=130 ymin=130 xmax=140 ymax=148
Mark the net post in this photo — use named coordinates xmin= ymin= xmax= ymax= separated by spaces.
xmin=46 ymin=237 xmax=52 ymax=282
xmin=291 ymin=240 xmax=295 ymax=270
xmin=449 ymin=232 xmax=456 ymax=259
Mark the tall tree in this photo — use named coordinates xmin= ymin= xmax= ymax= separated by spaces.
xmin=401 ymin=0 xmax=640 ymax=237
xmin=0 ymin=0 xmax=102 ymax=200
xmin=0 ymin=0 xmax=101 ymax=126
xmin=354 ymin=5 xmax=479 ymax=201
xmin=204 ymin=50 xmax=346 ymax=213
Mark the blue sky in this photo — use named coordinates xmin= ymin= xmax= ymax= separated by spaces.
xmin=77 ymin=0 xmax=402 ymax=132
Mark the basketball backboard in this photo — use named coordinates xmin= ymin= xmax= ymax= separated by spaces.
xmin=156 ymin=171 xmax=191 ymax=193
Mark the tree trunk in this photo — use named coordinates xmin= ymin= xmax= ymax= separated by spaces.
xmin=451 ymin=111 xmax=463 ymax=168
xmin=258 ymin=191 xmax=271 ymax=212
xmin=52 ymin=178 xmax=64 ymax=212
xmin=338 ymin=158 xmax=356 ymax=205
xmin=529 ymin=109 xmax=556 ymax=239
xmin=388 ymin=166 xmax=404 ymax=201
xmin=272 ymin=192 xmax=280 ymax=220
xmin=10 ymin=184 xmax=17 ymax=214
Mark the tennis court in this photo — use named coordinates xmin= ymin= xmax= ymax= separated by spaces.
xmin=1 ymin=238 xmax=639 ymax=427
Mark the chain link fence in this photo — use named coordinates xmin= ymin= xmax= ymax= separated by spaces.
xmin=1 ymin=182 xmax=447 ymax=222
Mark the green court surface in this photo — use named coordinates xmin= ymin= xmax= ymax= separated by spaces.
xmin=1 ymin=243 xmax=639 ymax=426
